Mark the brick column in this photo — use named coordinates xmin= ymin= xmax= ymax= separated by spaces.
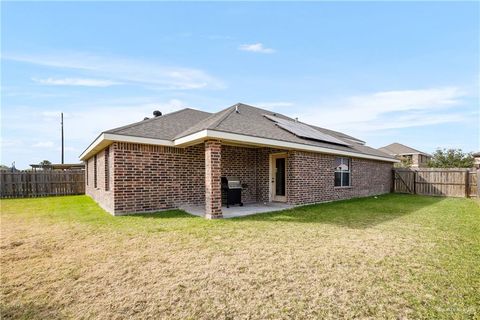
xmin=205 ymin=140 xmax=223 ymax=219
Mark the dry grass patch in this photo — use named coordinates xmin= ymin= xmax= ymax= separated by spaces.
xmin=1 ymin=194 xmax=479 ymax=319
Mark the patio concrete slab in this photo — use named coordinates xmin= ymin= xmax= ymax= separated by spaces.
xmin=180 ymin=202 xmax=294 ymax=218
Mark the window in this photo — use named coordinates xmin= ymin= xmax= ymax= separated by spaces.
xmin=94 ymin=154 xmax=97 ymax=188
xmin=334 ymin=157 xmax=351 ymax=187
xmin=105 ymin=147 xmax=110 ymax=191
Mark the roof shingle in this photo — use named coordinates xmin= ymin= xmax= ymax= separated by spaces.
xmin=100 ymin=103 xmax=395 ymax=160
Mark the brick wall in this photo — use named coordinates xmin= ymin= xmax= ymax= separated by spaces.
xmin=221 ymin=145 xmax=259 ymax=203
xmin=85 ymin=147 xmax=114 ymax=213
xmin=205 ymin=140 xmax=222 ymax=218
xmin=113 ymin=142 xmax=205 ymax=214
xmin=287 ymin=151 xmax=392 ymax=205
xmin=85 ymin=141 xmax=392 ymax=216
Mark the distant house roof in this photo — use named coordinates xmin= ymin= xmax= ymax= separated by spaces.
xmin=378 ymin=143 xmax=431 ymax=156
xmin=81 ymin=103 xmax=397 ymax=162
xmin=30 ymin=163 xmax=85 ymax=170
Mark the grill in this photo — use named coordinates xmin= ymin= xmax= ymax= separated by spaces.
xmin=221 ymin=176 xmax=243 ymax=208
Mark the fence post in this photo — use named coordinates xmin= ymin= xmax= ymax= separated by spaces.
xmin=413 ymin=171 xmax=417 ymax=195
xmin=391 ymin=169 xmax=395 ymax=193
xmin=477 ymin=169 xmax=480 ymax=199
xmin=465 ymin=170 xmax=469 ymax=198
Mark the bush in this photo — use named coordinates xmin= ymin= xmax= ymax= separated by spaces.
xmin=428 ymin=148 xmax=474 ymax=168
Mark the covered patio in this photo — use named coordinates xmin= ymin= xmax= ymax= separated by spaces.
xmin=181 ymin=202 xmax=294 ymax=219
xmin=203 ymin=140 xmax=291 ymax=219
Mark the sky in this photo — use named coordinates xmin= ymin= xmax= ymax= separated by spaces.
xmin=1 ymin=1 xmax=479 ymax=169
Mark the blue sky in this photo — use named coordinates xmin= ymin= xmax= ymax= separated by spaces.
xmin=2 ymin=2 xmax=479 ymax=169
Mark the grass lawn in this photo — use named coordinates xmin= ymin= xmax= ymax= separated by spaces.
xmin=1 ymin=194 xmax=479 ymax=319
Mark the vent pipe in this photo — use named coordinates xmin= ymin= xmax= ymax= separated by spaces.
xmin=235 ymin=105 xmax=239 ymax=113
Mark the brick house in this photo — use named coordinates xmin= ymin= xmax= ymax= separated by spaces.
xmin=80 ymin=103 xmax=397 ymax=218
xmin=378 ymin=142 xmax=431 ymax=168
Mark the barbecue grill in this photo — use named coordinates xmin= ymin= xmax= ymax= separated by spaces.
xmin=221 ymin=176 xmax=243 ymax=208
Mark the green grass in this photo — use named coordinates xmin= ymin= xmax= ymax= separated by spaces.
xmin=1 ymin=194 xmax=479 ymax=319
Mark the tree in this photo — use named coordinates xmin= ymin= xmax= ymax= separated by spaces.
xmin=394 ymin=156 xmax=412 ymax=168
xmin=39 ymin=160 xmax=52 ymax=166
xmin=428 ymin=148 xmax=474 ymax=168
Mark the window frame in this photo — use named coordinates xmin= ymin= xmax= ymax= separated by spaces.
xmin=334 ymin=157 xmax=351 ymax=188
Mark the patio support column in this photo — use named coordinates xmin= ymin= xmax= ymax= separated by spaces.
xmin=205 ymin=140 xmax=223 ymax=219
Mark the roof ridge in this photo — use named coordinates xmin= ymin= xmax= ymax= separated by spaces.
xmin=209 ymin=104 xmax=238 ymax=130
xmin=105 ymin=108 xmax=209 ymax=134
xmin=173 ymin=104 xmax=237 ymax=139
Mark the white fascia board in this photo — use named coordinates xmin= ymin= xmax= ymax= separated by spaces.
xmin=174 ymin=129 xmax=399 ymax=163
xmin=174 ymin=130 xmax=208 ymax=146
xmin=79 ymin=133 xmax=174 ymax=160
xmin=80 ymin=129 xmax=399 ymax=163
xmin=79 ymin=133 xmax=106 ymax=161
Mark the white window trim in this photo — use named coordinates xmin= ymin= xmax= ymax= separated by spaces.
xmin=335 ymin=157 xmax=351 ymax=187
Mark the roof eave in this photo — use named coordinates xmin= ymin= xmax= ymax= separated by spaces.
xmin=176 ymin=129 xmax=399 ymax=163
xmin=80 ymin=130 xmax=399 ymax=163
xmin=79 ymin=133 xmax=174 ymax=160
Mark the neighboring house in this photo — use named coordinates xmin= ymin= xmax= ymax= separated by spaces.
xmin=378 ymin=143 xmax=431 ymax=168
xmin=80 ymin=103 xmax=397 ymax=218
xmin=473 ymin=152 xmax=480 ymax=169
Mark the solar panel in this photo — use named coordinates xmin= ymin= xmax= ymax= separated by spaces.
xmin=264 ymin=114 xmax=351 ymax=146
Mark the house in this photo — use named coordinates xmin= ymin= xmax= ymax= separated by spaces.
xmin=473 ymin=152 xmax=480 ymax=169
xmin=80 ymin=103 xmax=397 ymax=218
xmin=378 ymin=143 xmax=431 ymax=168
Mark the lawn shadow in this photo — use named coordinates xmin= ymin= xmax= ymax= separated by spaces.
xmin=121 ymin=209 xmax=198 ymax=220
xmin=236 ymin=194 xmax=446 ymax=229
xmin=0 ymin=301 xmax=65 ymax=320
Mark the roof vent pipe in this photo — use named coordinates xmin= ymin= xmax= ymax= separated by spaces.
xmin=235 ymin=105 xmax=239 ymax=113
xmin=295 ymin=117 xmax=298 ymax=122
xmin=153 ymin=110 xmax=162 ymax=117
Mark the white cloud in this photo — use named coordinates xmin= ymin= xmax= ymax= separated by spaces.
xmin=300 ymin=87 xmax=469 ymax=134
xmin=5 ymin=52 xmax=225 ymax=90
xmin=32 ymin=141 xmax=54 ymax=148
xmin=239 ymin=43 xmax=275 ymax=54
xmin=1 ymin=98 xmax=191 ymax=168
xmin=32 ymin=77 xmax=120 ymax=87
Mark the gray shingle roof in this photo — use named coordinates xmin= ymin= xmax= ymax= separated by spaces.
xmin=105 ymin=108 xmax=212 ymax=140
xmin=378 ymin=143 xmax=430 ymax=156
xmin=101 ymin=103 xmax=395 ymax=160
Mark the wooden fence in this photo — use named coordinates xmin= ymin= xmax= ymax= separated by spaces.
xmin=0 ymin=171 xmax=85 ymax=198
xmin=393 ymin=168 xmax=478 ymax=198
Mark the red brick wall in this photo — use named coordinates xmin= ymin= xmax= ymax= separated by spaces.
xmin=85 ymin=147 xmax=114 ymax=213
xmin=287 ymin=151 xmax=392 ymax=205
xmin=221 ymin=145 xmax=259 ymax=204
xmin=85 ymin=141 xmax=392 ymax=215
xmin=113 ymin=142 xmax=205 ymax=214
xmin=205 ymin=140 xmax=222 ymax=218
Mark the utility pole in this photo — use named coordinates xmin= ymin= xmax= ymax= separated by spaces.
xmin=61 ymin=112 xmax=64 ymax=164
